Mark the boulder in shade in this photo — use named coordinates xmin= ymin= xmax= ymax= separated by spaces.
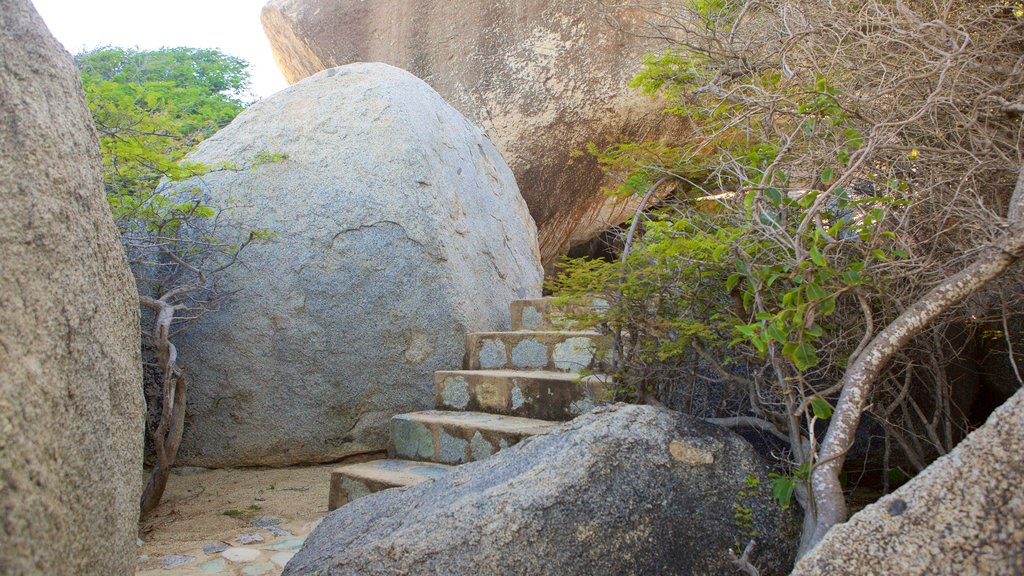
xmin=0 ymin=1 xmax=145 ymax=573
xmin=285 ymin=405 xmax=801 ymax=575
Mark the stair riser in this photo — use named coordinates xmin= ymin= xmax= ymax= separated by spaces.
xmin=389 ymin=418 xmax=533 ymax=465
xmin=510 ymin=299 xmax=552 ymax=331
xmin=435 ymin=372 xmax=609 ymax=421
xmin=464 ymin=333 xmax=607 ymax=373
xmin=328 ymin=474 xmax=394 ymax=510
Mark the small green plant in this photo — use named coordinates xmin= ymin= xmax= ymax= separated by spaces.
xmin=222 ymin=504 xmax=261 ymax=517
xmin=733 ymin=475 xmax=763 ymax=548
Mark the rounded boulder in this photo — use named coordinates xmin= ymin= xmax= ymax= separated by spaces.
xmin=171 ymin=63 xmax=544 ymax=467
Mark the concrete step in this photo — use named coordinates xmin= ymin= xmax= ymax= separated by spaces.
xmin=509 ymin=297 xmax=610 ymax=331
xmin=389 ymin=410 xmax=558 ymax=465
xmin=510 ymin=298 xmax=554 ymax=331
xmin=435 ymin=369 xmax=611 ymax=421
xmin=328 ymin=459 xmax=453 ymax=510
xmin=464 ymin=330 xmax=607 ymax=373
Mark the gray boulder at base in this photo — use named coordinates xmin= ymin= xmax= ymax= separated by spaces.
xmin=261 ymin=0 xmax=690 ymax=267
xmin=284 ymin=405 xmax=801 ymax=575
xmin=0 ymin=1 xmax=145 ymax=574
xmin=793 ymin=388 xmax=1024 ymax=576
xmin=171 ymin=63 xmax=543 ymax=468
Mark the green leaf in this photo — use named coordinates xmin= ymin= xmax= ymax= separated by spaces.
xmin=770 ymin=475 xmax=796 ymax=509
xmin=726 ymin=274 xmax=741 ymax=292
xmin=805 ymin=283 xmax=829 ymax=301
xmin=809 ymin=247 xmax=827 ymax=267
xmin=765 ymin=187 xmax=783 ymax=206
xmin=789 ymin=342 xmax=819 ymax=370
xmin=810 ymin=397 xmax=833 ymax=420
xmin=820 ymin=167 xmax=834 ymax=184
xmin=818 ymin=297 xmax=836 ymax=315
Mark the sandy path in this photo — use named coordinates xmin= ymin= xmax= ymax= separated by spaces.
xmin=135 ymin=464 xmax=340 ymax=575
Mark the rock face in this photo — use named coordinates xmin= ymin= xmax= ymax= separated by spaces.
xmin=0 ymin=2 xmax=145 ymax=574
xmin=170 ymin=63 xmax=543 ymax=468
xmin=284 ymin=405 xmax=801 ymax=575
xmin=261 ymin=0 xmax=689 ymax=266
xmin=793 ymin=388 xmax=1024 ymax=576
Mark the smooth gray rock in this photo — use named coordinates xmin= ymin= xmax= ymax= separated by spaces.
xmin=285 ymin=405 xmax=800 ymax=575
xmin=0 ymin=1 xmax=145 ymax=574
xmin=792 ymin=388 xmax=1024 ymax=576
xmin=169 ymin=62 xmax=543 ymax=468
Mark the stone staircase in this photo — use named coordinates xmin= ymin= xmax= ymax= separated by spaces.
xmin=328 ymin=298 xmax=611 ymax=510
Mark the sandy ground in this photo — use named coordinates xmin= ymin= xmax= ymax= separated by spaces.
xmin=136 ymin=464 xmax=339 ymax=575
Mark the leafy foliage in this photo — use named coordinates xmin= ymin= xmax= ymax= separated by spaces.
xmin=76 ymin=46 xmax=280 ymax=516
xmin=551 ymin=0 xmax=1024 ymax=539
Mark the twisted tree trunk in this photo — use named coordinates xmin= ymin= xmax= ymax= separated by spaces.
xmin=800 ymin=166 xmax=1024 ymax=555
xmin=138 ymin=296 xmax=189 ymax=518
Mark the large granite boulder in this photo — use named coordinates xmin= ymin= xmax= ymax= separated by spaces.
xmin=0 ymin=1 xmax=145 ymax=574
xmin=261 ymin=0 xmax=689 ymax=267
xmin=793 ymin=388 xmax=1024 ymax=575
xmin=171 ymin=63 xmax=543 ymax=468
xmin=285 ymin=405 xmax=801 ymax=575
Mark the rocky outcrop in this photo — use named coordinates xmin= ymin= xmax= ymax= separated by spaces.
xmin=793 ymin=388 xmax=1024 ymax=575
xmin=0 ymin=1 xmax=145 ymax=574
xmin=261 ymin=0 xmax=689 ymax=267
xmin=285 ymin=405 xmax=801 ymax=575
xmin=169 ymin=63 xmax=543 ymax=468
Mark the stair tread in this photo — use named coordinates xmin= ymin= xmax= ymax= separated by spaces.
xmin=435 ymin=369 xmax=602 ymax=381
xmin=468 ymin=330 xmax=601 ymax=337
xmin=395 ymin=410 xmax=559 ymax=435
xmin=333 ymin=459 xmax=454 ymax=486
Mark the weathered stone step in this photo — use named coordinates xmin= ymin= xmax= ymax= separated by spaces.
xmin=328 ymin=459 xmax=453 ymax=510
xmin=435 ymin=369 xmax=611 ymax=421
xmin=464 ymin=330 xmax=606 ymax=373
xmin=509 ymin=297 xmax=610 ymax=331
xmin=510 ymin=298 xmax=554 ymax=331
xmin=389 ymin=410 xmax=558 ymax=465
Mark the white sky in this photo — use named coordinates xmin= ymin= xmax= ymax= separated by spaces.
xmin=31 ymin=0 xmax=290 ymax=99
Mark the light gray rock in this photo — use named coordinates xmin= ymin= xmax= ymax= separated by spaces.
xmin=169 ymin=63 xmax=543 ymax=468
xmin=0 ymin=1 xmax=145 ymax=574
xmin=285 ymin=405 xmax=801 ymax=575
xmin=261 ymin=0 xmax=691 ymax=267
xmin=792 ymin=388 xmax=1024 ymax=576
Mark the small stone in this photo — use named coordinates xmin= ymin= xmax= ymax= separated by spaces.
xmin=441 ymin=376 xmax=471 ymax=409
xmin=202 ymin=543 xmax=229 ymax=555
xmin=222 ymin=547 xmax=263 ymax=563
xmin=163 ymin=555 xmax=195 ymax=569
xmin=520 ymin=306 xmax=544 ymax=330
xmin=553 ymin=337 xmax=595 ymax=371
xmin=271 ymin=552 xmax=295 ymax=567
xmin=198 ymin=558 xmax=228 ymax=574
xmin=438 ymin=430 xmax=468 ymax=464
xmin=136 ymin=538 xmax=145 ymax=547
xmin=235 ymin=533 xmax=265 ymax=545
xmin=511 ymin=338 xmax=548 ymax=369
xmin=249 ymin=516 xmax=285 ymax=528
xmin=266 ymin=527 xmax=291 ymax=537
xmin=266 ymin=537 xmax=306 ymax=551
xmin=479 ymin=339 xmax=508 ymax=369
xmin=470 ymin=431 xmax=495 ymax=461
